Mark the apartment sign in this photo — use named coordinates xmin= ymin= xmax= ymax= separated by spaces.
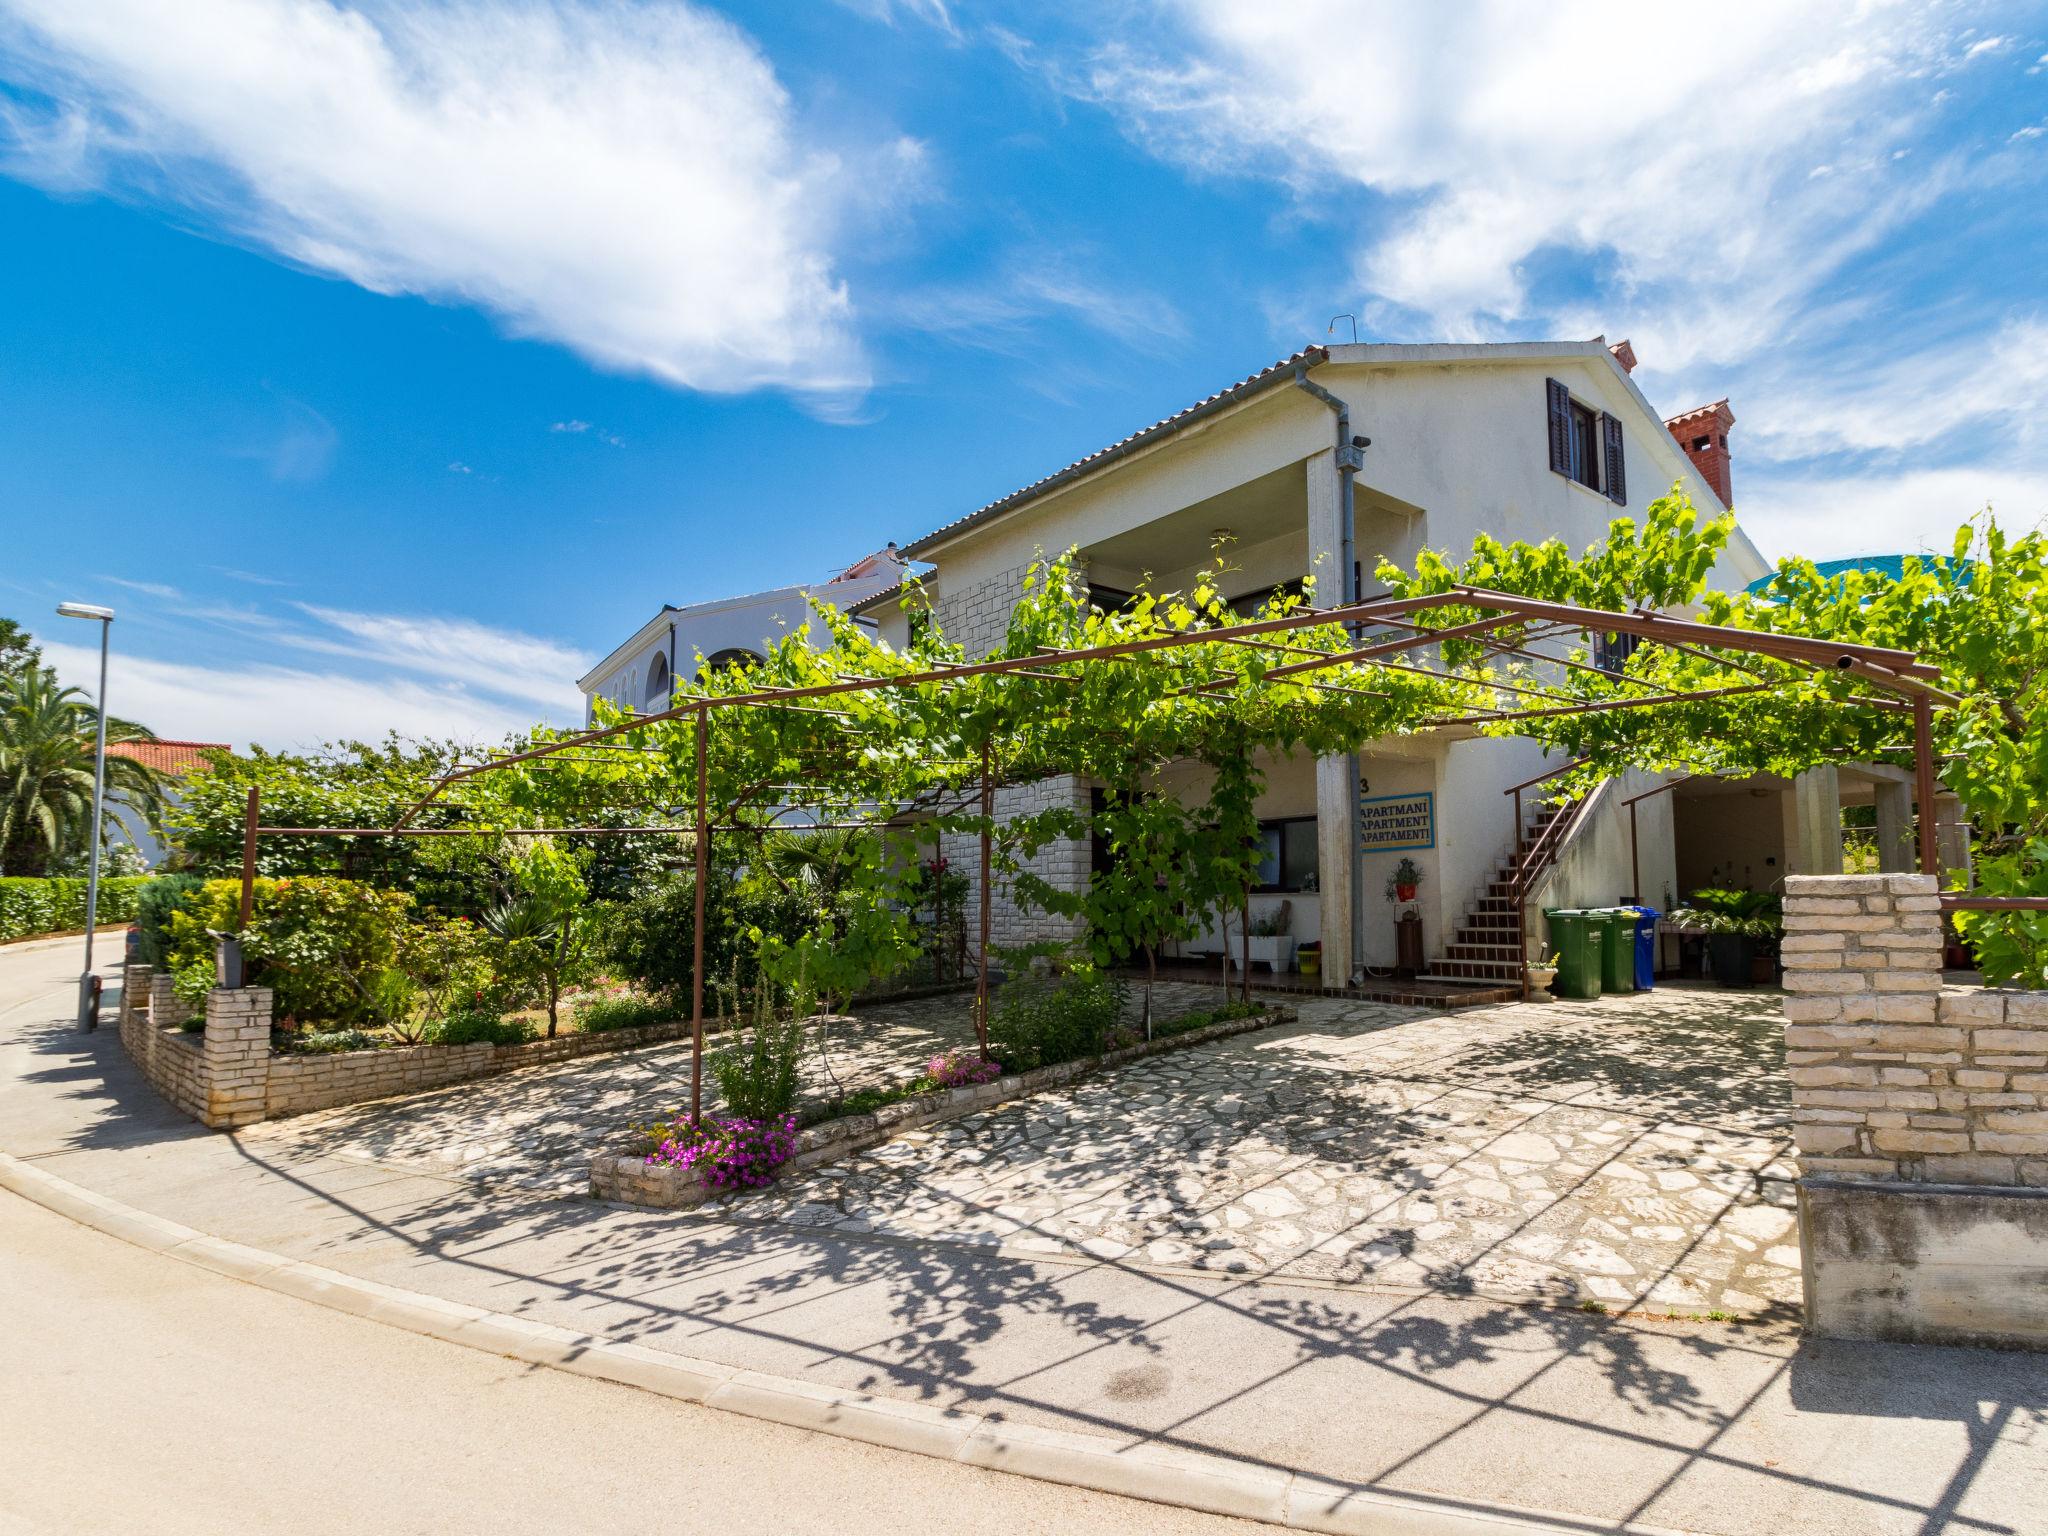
xmin=1358 ymin=790 xmax=1435 ymax=853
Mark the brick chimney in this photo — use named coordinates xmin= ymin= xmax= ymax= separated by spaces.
xmin=1607 ymin=338 xmax=1638 ymax=374
xmin=1664 ymin=399 xmax=1735 ymax=507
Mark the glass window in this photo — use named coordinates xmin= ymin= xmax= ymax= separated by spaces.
xmin=1568 ymin=401 xmax=1600 ymax=490
xmin=1254 ymin=817 xmax=1318 ymax=892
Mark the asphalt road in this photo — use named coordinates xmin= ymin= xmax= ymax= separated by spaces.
xmin=0 ymin=1190 xmax=1274 ymax=1536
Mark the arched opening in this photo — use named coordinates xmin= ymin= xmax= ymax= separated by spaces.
xmin=705 ymin=647 xmax=762 ymax=673
xmin=644 ymin=651 xmax=671 ymax=709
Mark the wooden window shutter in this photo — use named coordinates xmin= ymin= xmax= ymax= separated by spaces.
xmin=1545 ymin=378 xmax=1571 ymax=476
xmin=1601 ymin=411 xmax=1626 ymax=504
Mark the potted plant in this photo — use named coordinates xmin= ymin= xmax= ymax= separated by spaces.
xmin=1673 ymin=888 xmax=1783 ymax=988
xmin=1524 ymin=946 xmax=1558 ymax=1001
xmin=1243 ymin=905 xmax=1297 ymax=973
xmin=1296 ymin=939 xmax=1321 ymax=979
xmin=1385 ymin=857 xmax=1423 ymax=904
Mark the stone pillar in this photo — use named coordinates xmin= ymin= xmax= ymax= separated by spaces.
xmin=1782 ymin=872 xmax=2048 ymax=1347
xmin=117 ymin=961 xmax=150 ymax=1031
xmin=148 ymin=972 xmax=192 ymax=1031
xmin=1786 ymin=766 xmax=1843 ymax=877
xmin=1872 ymin=779 xmax=1914 ymax=873
xmin=201 ymin=986 xmax=273 ymax=1129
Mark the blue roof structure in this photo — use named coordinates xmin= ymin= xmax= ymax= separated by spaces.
xmin=1744 ymin=554 xmax=1972 ymax=597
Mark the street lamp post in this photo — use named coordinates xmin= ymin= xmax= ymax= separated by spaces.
xmin=57 ymin=601 xmax=115 ymax=1030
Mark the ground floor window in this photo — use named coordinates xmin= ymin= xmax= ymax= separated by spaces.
xmin=1254 ymin=816 xmax=1319 ymax=892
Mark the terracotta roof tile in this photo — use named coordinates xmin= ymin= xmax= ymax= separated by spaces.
xmin=107 ymin=740 xmax=230 ymax=776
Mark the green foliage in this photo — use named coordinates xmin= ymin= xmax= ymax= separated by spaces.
xmin=420 ymin=1010 xmax=535 ymax=1047
xmin=0 ymin=616 xmax=40 ymax=678
xmin=133 ymin=874 xmax=202 ymax=964
xmin=288 ymin=1028 xmax=381 ymax=1055
xmin=477 ymin=841 xmax=591 ymax=1037
xmin=711 ymin=1005 xmax=807 ymax=1119
xmin=165 ymin=877 xmax=412 ymax=1024
xmin=749 ymin=829 xmax=923 ymax=1012
xmin=573 ymin=995 xmax=680 ymax=1034
xmin=0 ymin=874 xmax=153 ymax=942
xmin=988 ymin=957 xmax=1127 ymax=1071
xmin=0 ymin=664 xmax=167 ymax=875
xmin=1672 ymin=887 xmax=1784 ymax=938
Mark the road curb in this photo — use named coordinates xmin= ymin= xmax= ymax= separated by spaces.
xmin=0 ymin=1150 xmax=1696 ymax=1536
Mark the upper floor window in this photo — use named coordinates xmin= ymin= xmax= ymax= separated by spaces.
xmin=643 ymin=652 xmax=670 ymax=710
xmin=1546 ymin=378 xmax=1626 ymax=506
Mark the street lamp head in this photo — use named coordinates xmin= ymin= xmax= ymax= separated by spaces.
xmin=55 ymin=602 xmax=115 ymax=622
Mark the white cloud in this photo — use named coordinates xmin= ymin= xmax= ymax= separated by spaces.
xmin=0 ymin=0 xmax=903 ymax=400
xmin=886 ymin=252 xmax=1187 ymax=353
xmin=1741 ymin=317 xmax=2048 ymax=461
xmin=41 ymin=638 xmax=547 ymax=753
xmin=290 ymin=605 xmax=590 ymax=712
xmin=1061 ymin=2 xmax=1963 ymax=366
xmin=1740 ymin=466 xmax=2048 ymax=563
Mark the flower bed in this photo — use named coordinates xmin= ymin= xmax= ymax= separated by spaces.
xmin=590 ymin=1003 xmax=1295 ymax=1210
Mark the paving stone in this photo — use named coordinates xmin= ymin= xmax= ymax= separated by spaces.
xmin=249 ymin=978 xmax=1798 ymax=1317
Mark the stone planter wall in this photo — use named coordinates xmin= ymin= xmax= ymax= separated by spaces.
xmin=117 ymin=965 xmax=699 ymax=1128
xmin=1782 ymin=872 xmax=2048 ymax=1348
xmin=591 ymin=1006 xmax=1295 ymax=1210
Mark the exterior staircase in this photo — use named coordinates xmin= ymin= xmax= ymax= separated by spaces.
xmin=1419 ymin=794 xmax=1588 ymax=988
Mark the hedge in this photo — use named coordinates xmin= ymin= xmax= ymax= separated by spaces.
xmin=0 ymin=876 xmax=154 ymax=943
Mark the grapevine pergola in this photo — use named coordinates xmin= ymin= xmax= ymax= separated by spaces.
xmin=236 ymin=580 xmax=1973 ymax=1120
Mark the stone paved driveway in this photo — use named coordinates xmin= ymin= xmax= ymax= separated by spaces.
xmin=736 ymin=983 xmax=1799 ymax=1317
xmin=252 ymin=978 xmax=1797 ymax=1317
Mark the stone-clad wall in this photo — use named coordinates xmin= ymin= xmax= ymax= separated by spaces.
xmin=934 ymin=554 xmax=1091 ymax=954
xmin=1782 ymin=872 xmax=2048 ymax=1186
xmin=119 ymin=968 xmax=702 ymax=1128
xmin=1782 ymin=872 xmax=2048 ymax=1348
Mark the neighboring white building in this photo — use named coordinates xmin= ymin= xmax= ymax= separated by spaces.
xmin=106 ymin=739 xmax=229 ymax=868
xmin=578 ymin=547 xmax=908 ymax=721
xmin=867 ymin=338 xmax=1783 ymax=990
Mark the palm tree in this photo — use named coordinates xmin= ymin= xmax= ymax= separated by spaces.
xmin=0 ymin=665 xmax=166 ymax=876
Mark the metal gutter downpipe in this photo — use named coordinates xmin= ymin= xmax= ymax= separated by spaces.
xmin=1293 ymin=364 xmax=1367 ymax=986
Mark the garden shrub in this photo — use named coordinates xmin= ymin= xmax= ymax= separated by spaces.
xmin=711 ymin=1010 xmax=807 ymax=1119
xmin=288 ymin=1028 xmax=381 ymax=1055
xmin=575 ymin=995 xmax=680 ymax=1034
xmin=988 ymin=962 xmax=1127 ymax=1071
xmin=421 ymin=1009 xmax=535 ymax=1047
xmin=134 ymin=874 xmax=203 ymax=965
xmin=163 ymin=877 xmax=412 ymax=1023
xmin=0 ymin=875 xmax=154 ymax=942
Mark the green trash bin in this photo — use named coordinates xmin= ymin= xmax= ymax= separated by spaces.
xmin=1591 ymin=909 xmax=1638 ymax=993
xmin=1544 ymin=909 xmax=1602 ymax=1000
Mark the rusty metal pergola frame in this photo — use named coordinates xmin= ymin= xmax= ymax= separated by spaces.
xmin=238 ymin=583 xmax=1992 ymax=1120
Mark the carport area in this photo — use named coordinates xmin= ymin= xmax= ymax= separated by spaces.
xmin=737 ymin=983 xmax=1797 ymax=1316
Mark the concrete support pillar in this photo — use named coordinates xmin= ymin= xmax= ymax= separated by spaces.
xmin=1314 ymin=755 xmax=1355 ymax=986
xmin=1872 ymin=779 xmax=1914 ymax=873
xmin=1305 ymin=450 xmax=1355 ymax=987
xmin=1934 ymin=792 xmax=1972 ymax=886
xmin=201 ymin=986 xmax=273 ymax=1129
xmin=1787 ymin=766 xmax=1844 ymax=877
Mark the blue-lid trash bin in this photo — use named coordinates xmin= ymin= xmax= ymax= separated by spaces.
xmin=1630 ymin=906 xmax=1660 ymax=990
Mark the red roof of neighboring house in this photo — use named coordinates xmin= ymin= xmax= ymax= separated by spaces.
xmin=107 ymin=740 xmax=230 ymax=776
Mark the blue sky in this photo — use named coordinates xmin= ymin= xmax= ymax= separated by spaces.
xmin=2 ymin=0 xmax=2044 ymax=749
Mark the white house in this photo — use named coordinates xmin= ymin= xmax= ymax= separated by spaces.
xmin=863 ymin=339 xmax=1786 ymax=992
xmin=578 ymin=547 xmax=907 ymax=721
